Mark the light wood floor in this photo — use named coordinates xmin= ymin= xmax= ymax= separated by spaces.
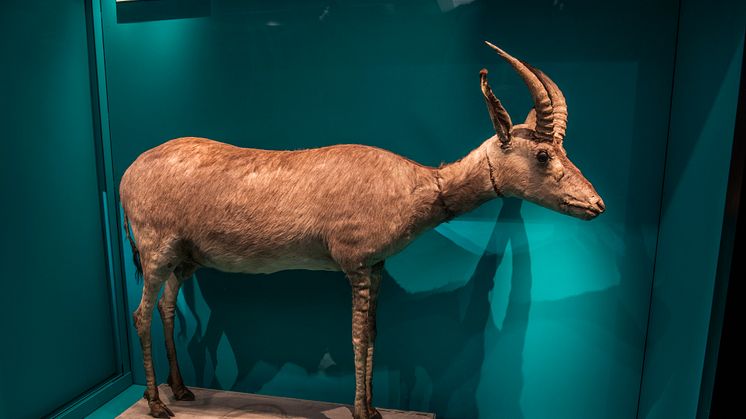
xmin=117 ymin=384 xmax=435 ymax=418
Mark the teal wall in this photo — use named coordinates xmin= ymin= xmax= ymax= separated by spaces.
xmin=0 ymin=1 xmax=119 ymax=418
xmin=638 ymin=0 xmax=745 ymax=418
xmin=99 ymin=1 xmax=682 ymax=418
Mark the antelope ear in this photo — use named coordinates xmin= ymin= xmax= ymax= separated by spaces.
xmin=523 ymin=108 xmax=537 ymax=127
xmin=480 ymin=69 xmax=512 ymax=146
xmin=508 ymin=108 xmax=539 ymax=140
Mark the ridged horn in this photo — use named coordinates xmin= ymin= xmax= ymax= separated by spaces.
xmin=485 ymin=41 xmax=554 ymax=142
xmin=525 ymin=63 xmax=568 ymax=143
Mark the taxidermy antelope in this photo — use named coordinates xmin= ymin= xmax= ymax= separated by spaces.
xmin=120 ymin=42 xmax=605 ymax=419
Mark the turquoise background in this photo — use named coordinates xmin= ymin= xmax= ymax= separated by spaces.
xmin=0 ymin=0 xmax=742 ymax=418
xmin=101 ymin=1 xmax=676 ymax=418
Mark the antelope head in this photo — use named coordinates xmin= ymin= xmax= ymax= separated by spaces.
xmin=481 ymin=42 xmax=605 ymax=220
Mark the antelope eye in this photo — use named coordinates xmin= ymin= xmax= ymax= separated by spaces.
xmin=536 ymin=150 xmax=549 ymax=164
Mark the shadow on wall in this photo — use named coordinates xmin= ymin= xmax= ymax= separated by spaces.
xmin=174 ymin=199 xmax=531 ymax=419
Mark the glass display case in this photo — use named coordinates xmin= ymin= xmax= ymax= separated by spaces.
xmin=1 ymin=1 xmax=743 ymax=418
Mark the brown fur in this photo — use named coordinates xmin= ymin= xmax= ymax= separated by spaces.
xmin=120 ymin=44 xmax=604 ymax=419
xmin=120 ymin=138 xmax=450 ymax=276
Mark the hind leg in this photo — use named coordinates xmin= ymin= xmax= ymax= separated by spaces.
xmin=158 ymin=263 xmax=197 ymax=401
xmin=134 ymin=269 xmax=173 ymax=417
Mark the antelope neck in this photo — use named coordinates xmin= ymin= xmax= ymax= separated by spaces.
xmin=435 ymin=141 xmax=501 ymax=220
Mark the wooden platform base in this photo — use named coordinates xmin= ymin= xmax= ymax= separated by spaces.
xmin=117 ymin=384 xmax=435 ymax=418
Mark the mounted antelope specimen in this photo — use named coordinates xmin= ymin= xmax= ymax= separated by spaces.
xmin=119 ymin=42 xmax=604 ymax=419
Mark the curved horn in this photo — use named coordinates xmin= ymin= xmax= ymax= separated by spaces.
xmin=485 ymin=41 xmax=554 ymax=142
xmin=525 ymin=63 xmax=568 ymax=143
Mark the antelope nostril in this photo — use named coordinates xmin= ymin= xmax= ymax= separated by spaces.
xmin=591 ymin=196 xmax=606 ymax=212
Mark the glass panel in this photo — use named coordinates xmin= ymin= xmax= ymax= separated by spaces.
xmin=0 ymin=1 xmax=117 ymax=418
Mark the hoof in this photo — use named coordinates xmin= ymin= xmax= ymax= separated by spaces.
xmin=368 ymin=407 xmax=382 ymax=419
xmin=168 ymin=376 xmax=195 ymax=401
xmin=144 ymin=391 xmax=174 ymax=418
xmin=148 ymin=399 xmax=174 ymax=418
xmin=172 ymin=386 xmax=195 ymax=401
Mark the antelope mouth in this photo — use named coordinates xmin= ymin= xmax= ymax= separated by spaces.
xmin=561 ymin=201 xmax=604 ymax=220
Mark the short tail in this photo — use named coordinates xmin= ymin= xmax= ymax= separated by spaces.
xmin=122 ymin=212 xmax=143 ymax=279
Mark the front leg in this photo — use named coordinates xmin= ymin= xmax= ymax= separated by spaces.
xmin=347 ymin=267 xmax=377 ymax=419
xmin=365 ymin=263 xmax=383 ymax=419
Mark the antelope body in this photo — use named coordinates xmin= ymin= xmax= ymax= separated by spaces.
xmin=120 ymin=43 xmax=605 ymax=419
